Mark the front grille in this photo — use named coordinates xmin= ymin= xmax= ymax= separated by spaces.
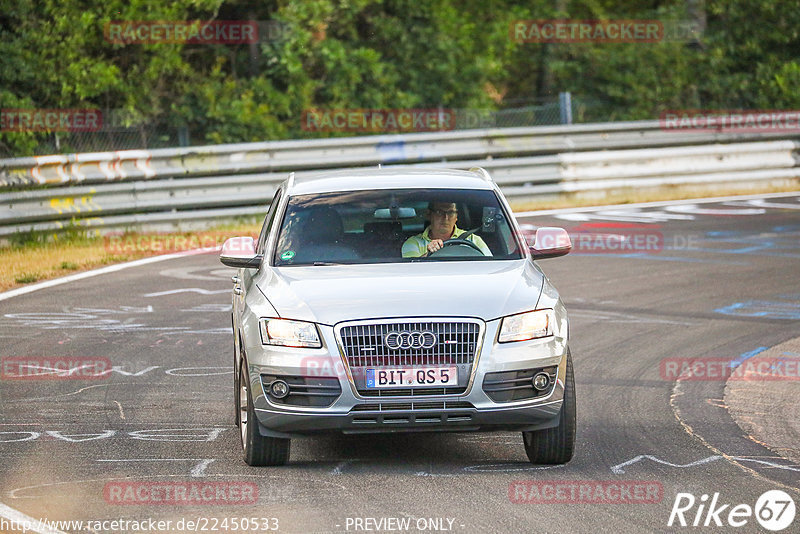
xmin=350 ymin=414 xmax=475 ymax=425
xmin=358 ymin=386 xmax=466 ymax=397
xmin=351 ymin=400 xmax=475 ymax=412
xmin=339 ymin=321 xmax=480 ymax=368
xmin=349 ymin=401 xmax=477 ymax=425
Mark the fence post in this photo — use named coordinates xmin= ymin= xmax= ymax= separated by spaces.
xmin=559 ymin=92 xmax=573 ymax=124
xmin=178 ymin=126 xmax=190 ymax=147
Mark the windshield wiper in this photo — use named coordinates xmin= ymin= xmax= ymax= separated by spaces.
xmin=312 ymin=261 xmax=342 ymax=266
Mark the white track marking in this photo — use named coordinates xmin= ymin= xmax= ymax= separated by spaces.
xmin=126 ymin=428 xmax=226 ymax=442
xmin=189 ymin=459 xmax=215 ymax=477
xmin=664 ymin=204 xmax=766 ymax=215
xmin=729 ymin=198 xmax=800 ymax=210
xmin=158 ymin=266 xmax=230 ymax=281
xmin=0 ymin=432 xmax=40 ymax=442
xmin=610 ymin=454 xmax=800 ymax=475
xmin=110 ymin=365 xmax=160 ymax=377
xmin=610 ymin=454 xmax=723 ymax=474
xmin=331 ymin=459 xmax=358 ymax=475
xmin=556 ymin=209 xmax=696 ymax=223
xmin=44 ymin=430 xmax=117 ymax=442
xmin=96 ymin=459 xmax=215 ymax=478
xmin=568 ymin=309 xmax=694 ymax=325
xmin=113 ymin=401 xmax=126 ymax=420
xmin=513 ymin=191 xmax=800 ymax=217
xmin=180 ymin=303 xmax=232 ymax=313
xmin=463 ymin=463 xmax=564 ymax=473
xmin=143 ymin=288 xmax=228 ymax=297
xmin=0 ymin=252 xmax=199 ymax=303
xmin=164 ymin=366 xmax=231 ymax=377
xmin=6 ymin=384 xmax=107 ymax=403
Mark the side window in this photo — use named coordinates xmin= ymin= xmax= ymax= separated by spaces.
xmin=256 ymin=190 xmax=282 ymax=255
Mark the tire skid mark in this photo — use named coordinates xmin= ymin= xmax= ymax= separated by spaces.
xmin=668 ymin=366 xmax=800 ymax=493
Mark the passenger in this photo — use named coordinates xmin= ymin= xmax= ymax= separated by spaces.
xmin=402 ymin=201 xmax=491 ymax=257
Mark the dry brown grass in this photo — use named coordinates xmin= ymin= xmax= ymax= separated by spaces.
xmin=0 ymin=242 xmax=142 ymax=292
xmin=0 ymin=222 xmax=260 ymax=292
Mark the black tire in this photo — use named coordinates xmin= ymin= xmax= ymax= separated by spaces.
xmin=238 ymin=359 xmax=291 ymax=466
xmin=522 ymin=349 xmax=576 ymax=464
xmin=234 ymin=367 xmax=240 ymax=427
xmin=233 ymin=328 xmax=240 ymax=427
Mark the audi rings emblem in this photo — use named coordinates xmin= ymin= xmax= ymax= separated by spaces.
xmin=384 ymin=330 xmax=437 ymax=350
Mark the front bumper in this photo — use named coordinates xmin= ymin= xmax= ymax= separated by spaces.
xmin=243 ymin=311 xmax=569 ymax=439
xmin=252 ymin=399 xmax=563 ymax=437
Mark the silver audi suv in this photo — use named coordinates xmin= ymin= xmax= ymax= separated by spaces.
xmin=220 ymin=167 xmax=575 ymax=466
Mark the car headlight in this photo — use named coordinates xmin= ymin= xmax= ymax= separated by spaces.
xmin=498 ymin=309 xmax=554 ymax=343
xmin=259 ymin=318 xmax=321 ymax=348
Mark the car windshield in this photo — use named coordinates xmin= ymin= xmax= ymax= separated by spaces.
xmin=272 ymin=188 xmax=524 ymax=265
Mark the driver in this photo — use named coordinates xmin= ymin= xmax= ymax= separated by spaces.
xmin=402 ymin=201 xmax=491 ymax=257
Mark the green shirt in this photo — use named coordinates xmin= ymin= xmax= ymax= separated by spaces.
xmin=402 ymin=226 xmax=492 ymax=258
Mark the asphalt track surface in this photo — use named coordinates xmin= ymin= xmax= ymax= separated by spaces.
xmin=1 ymin=192 xmax=799 ymax=534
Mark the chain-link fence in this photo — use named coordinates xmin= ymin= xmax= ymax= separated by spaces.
xmin=1 ymin=94 xmax=612 ymax=158
xmin=33 ymin=125 xmax=184 ymax=156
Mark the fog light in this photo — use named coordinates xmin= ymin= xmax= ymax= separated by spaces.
xmin=269 ymin=380 xmax=290 ymax=399
xmin=532 ymin=372 xmax=550 ymax=391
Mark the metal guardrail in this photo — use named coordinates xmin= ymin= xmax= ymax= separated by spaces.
xmin=1 ymin=122 xmax=798 ymax=236
xmin=2 ymin=120 xmax=796 ymax=187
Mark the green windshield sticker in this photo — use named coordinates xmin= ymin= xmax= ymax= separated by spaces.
xmin=280 ymin=250 xmax=295 ymax=260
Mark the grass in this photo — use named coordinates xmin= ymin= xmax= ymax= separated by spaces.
xmin=1 ymin=184 xmax=798 ymax=293
xmin=0 ymin=241 xmax=141 ymax=292
xmin=14 ymin=273 xmax=39 ymax=284
xmin=0 ymin=220 xmax=260 ymax=292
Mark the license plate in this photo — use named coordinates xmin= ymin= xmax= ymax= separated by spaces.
xmin=365 ymin=366 xmax=458 ymax=389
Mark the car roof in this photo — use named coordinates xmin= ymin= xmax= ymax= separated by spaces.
xmin=286 ymin=167 xmax=494 ymax=195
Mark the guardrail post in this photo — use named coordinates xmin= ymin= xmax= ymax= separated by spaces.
xmin=559 ymin=92 xmax=573 ymax=125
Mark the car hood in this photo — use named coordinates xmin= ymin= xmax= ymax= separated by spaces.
xmin=256 ymin=260 xmax=544 ymax=325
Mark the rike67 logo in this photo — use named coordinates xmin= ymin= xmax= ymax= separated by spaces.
xmin=668 ymin=490 xmax=796 ymax=531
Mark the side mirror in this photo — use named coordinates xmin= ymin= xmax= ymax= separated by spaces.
xmin=529 ymin=227 xmax=572 ymax=260
xmin=220 ymin=237 xmax=262 ymax=268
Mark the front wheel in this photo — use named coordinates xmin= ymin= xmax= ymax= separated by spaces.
xmin=522 ymin=349 xmax=576 ymax=464
xmin=239 ymin=359 xmax=291 ymax=466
